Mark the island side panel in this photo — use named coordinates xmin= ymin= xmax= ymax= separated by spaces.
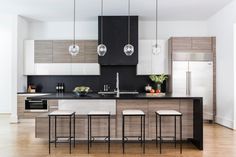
xmin=192 ymin=98 xmax=203 ymax=150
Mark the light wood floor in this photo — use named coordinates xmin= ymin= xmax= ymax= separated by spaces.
xmin=0 ymin=115 xmax=236 ymax=157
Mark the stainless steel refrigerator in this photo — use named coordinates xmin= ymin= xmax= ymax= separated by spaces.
xmin=172 ymin=54 xmax=213 ymax=120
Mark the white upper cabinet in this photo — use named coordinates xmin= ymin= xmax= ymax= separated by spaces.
xmin=71 ymin=63 xmax=100 ymax=75
xmin=23 ymin=40 xmax=35 ymax=75
xmin=35 ymin=63 xmax=72 ymax=75
xmin=23 ymin=40 xmax=100 ymax=75
xmin=137 ymin=40 xmax=168 ymax=75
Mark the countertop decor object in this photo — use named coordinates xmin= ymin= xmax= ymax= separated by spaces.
xmin=145 ymin=84 xmax=152 ymax=92
xmin=69 ymin=0 xmax=80 ymax=56
xmin=149 ymin=74 xmax=168 ymax=92
xmin=73 ymin=86 xmax=90 ymax=96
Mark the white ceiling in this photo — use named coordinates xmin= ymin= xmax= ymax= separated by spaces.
xmin=0 ymin=0 xmax=233 ymax=21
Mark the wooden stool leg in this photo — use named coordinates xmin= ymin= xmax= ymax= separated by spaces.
xmin=49 ymin=116 xmax=51 ymax=154
xmin=108 ymin=115 xmax=111 ymax=153
xmin=180 ymin=116 xmax=182 ymax=154
xmin=141 ymin=116 xmax=143 ymax=147
xmin=122 ymin=115 xmax=125 ymax=154
xmin=87 ymin=116 xmax=90 ymax=153
xmin=74 ymin=114 xmax=75 ymax=148
xmin=175 ymin=116 xmax=176 ymax=148
xmin=143 ymin=115 xmax=145 ymax=154
xmin=55 ymin=116 xmax=57 ymax=148
xmin=156 ymin=113 xmax=158 ymax=147
xmin=69 ymin=116 xmax=71 ymax=154
xmin=159 ymin=116 xmax=162 ymax=154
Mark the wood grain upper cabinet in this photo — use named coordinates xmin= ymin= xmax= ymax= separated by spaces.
xmin=98 ymin=16 xmax=138 ymax=65
xmin=71 ymin=40 xmax=85 ymax=63
xmin=172 ymin=37 xmax=192 ymax=51
xmin=171 ymin=37 xmax=213 ymax=52
xmin=52 ymin=40 xmax=72 ymax=63
xmin=34 ymin=40 xmax=53 ymax=63
xmin=84 ymin=40 xmax=98 ymax=63
xmin=191 ymin=37 xmax=212 ymax=50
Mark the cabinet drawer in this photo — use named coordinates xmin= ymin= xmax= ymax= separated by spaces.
xmin=191 ymin=37 xmax=212 ymax=51
xmin=52 ymin=40 xmax=72 ymax=63
xmin=35 ymin=40 xmax=53 ymax=63
xmin=172 ymin=37 xmax=192 ymax=51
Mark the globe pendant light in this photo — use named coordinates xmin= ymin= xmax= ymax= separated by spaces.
xmin=69 ymin=0 xmax=79 ymax=56
xmin=124 ymin=0 xmax=134 ymax=56
xmin=97 ymin=0 xmax=107 ymax=56
xmin=152 ymin=0 xmax=161 ymax=55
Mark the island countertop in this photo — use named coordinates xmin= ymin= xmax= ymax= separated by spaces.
xmin=26 ymin=92 xmax=203 ymax=100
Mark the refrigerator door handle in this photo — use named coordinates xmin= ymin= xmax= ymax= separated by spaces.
xmin=186 ymin=71 xmax=191 ymax=95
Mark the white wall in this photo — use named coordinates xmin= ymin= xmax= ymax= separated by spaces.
xmin=0 ymin=15 xmax=14 ymax=113
xmin=28 ymin=20 xmax=208 ymax=40
xmin=139 ymin=21 xmax=208 ymax=40
xmin=29 ymin=21 xmax=98 ymax=40
xmin=17 ymin=16 xmax=29 ymax=92
xmin=207 ymin=0 xmax=236 ymax=129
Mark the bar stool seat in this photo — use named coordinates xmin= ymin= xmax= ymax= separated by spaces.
xmin=122 ymin=110 xmax=145 ymax=115
xmin=122 ymin=109 xmax=145 ymax=154
xmin=155 ymin=110 xmax=182 ymax=154
xmin=48 ymin=110 xmax=76 ymax=154
xmin=49 ymin=110 xmax=75 ymax=116
xmin=88 ymin=111 xmax=110 ymax=116
xmin=87 ymin=111 xmax=111 ymax=153
xmin=156 ymin=110 xmax=182 ymax=116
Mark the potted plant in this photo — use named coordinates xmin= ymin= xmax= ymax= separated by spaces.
xmin=149 ymin=74 xmax=168 ymax=93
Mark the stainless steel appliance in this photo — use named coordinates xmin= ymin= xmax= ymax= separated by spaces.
xmin=172 ymin=52 xmax=213 ymax=120
xmin=25 ymin=99 xmax=48 ymax=112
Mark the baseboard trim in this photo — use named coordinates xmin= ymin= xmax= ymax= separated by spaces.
xmin=215 ymin=116 xmax=233 ymax=129
xmin=0 ymin=113 xmax=11 ymax=115
xmin=10 ymin=115 xmax=19 ymax=124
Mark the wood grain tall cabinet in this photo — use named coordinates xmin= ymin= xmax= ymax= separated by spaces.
xmin=168 ymin=37 xmax=216 ymax=122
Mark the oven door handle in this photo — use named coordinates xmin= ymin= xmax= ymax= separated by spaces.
xmin=26 ymin=99 xmax=46 ymax=103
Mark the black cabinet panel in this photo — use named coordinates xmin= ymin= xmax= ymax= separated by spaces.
xmin=98 ymin=16 xmax=138 ymax=65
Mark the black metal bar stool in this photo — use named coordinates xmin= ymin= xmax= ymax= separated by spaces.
xmin=87 ymin=111 xmax=111 ymax=153
xmin=122 ymin=110 xmax=145 ymax=154
xmin=155 ymin=110 xmax=182 ymax=154
xmin=48 ymin=110 xmax=76 ymax=154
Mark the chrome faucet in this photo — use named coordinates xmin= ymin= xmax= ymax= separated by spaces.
xmin=115 ymin=72 xmax=120 ymax=97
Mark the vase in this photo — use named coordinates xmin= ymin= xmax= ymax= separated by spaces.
xmin=156 ymin=83 xmax=162 ymax=93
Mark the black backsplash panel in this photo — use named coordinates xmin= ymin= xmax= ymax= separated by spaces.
xmin=28 ymin=66 xmax=167 ymax=93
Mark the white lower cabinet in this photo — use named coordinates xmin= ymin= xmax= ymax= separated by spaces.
xmin=137 ymin=40 xmax=169 ymax=75
xmin=58 ymin=100 xmax=116 ymax=115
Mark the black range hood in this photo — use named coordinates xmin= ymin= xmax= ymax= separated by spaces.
xmin=98 ymin=16 xmax=138 ymax=66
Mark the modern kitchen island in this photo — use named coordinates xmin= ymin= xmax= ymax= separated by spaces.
xmin=30 ymin=93 xmax=203 ymax=150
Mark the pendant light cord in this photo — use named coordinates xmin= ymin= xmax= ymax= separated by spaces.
xmin=155 ymin=0 xmax=158 ymax=46
xmin=101 ymin=0 xmax=104 ymax=44
xmin=128 ymin=0 xmax=131 ymax=44
xmin=73 ymin=0 xmax=76 ymax=45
